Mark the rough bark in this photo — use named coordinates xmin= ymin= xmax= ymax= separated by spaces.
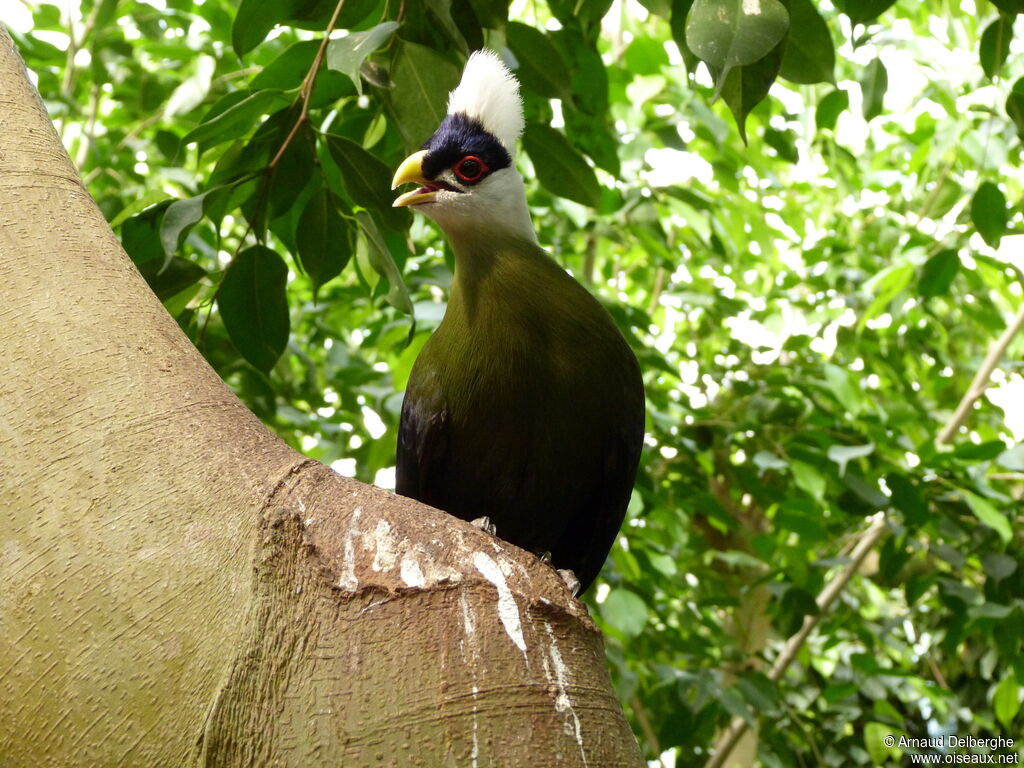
xmin=0 ymin=27 xmax=643 ymax=767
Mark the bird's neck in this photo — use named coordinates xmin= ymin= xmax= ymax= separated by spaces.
xmin=446 ymin=229 xmax=552 ymax=327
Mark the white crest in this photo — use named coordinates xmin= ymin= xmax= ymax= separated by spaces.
xmin=446 ymin=49 xmax=524 ymax=155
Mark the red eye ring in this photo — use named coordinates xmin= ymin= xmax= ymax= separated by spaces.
xmin=453 ymin=155 xmax=488 ymax=183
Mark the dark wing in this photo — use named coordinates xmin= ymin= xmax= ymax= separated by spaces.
xmin=553 ymin=346 xmax=645 ymax=594
xmin=395 ymin=372 xmax=449 ymax=506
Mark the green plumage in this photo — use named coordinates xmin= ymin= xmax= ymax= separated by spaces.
xmin=396 ymin=230 xmax=644 ymax=593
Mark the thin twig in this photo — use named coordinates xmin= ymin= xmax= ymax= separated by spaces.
xmin=268 ymin=0 xmax=348 ymax=169
xmin=704 ymin=514 xmax=889 ymax=768
xmin=630 ymin=696 xmax=661 ymax=757
xmin=936 ymin=303 xmax=1024 ymax=445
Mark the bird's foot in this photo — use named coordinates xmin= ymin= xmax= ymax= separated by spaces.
xmin=470 ymin=516 xmax=497 ymax=536
xmin=557 ymin=569 xmax=581 ymax=597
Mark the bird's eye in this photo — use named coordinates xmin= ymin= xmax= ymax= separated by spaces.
xmin=453 ymin=155 xmax=488 ymax=183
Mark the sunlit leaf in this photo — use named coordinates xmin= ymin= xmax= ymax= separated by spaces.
xmin=326 ymin=22 xmax=400 ymax=95
xmin=779 ymin=0 xmax=835 ymax=85
xmin=827 ymin=443 xmax=874 ymax=476
xmin=994 ymin=675 xmax=1021 ymax=728
xmin=183 ymin=90 xmax=290 ymax=150
xmin=685 ymin=0 xmax=789 ymax=75
xmin=791 ymin=460 xmax=825 ymax=501
xmin=815 ymin=88 xmax=849 ymax=131
xmin=601 ymin=589 xmax=650 ymax=638
xmin=961 ymin=489 xmax=1012 ymax=543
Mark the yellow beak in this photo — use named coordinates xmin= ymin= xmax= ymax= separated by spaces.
xmin=391 ymin=150 xmax=435 ymax=207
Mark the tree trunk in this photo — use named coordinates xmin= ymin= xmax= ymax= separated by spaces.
xmin=0 ymin=27 xmax=643 ymax=768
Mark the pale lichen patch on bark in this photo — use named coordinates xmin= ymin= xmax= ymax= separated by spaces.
xmin=337 ymin=506 xmax=362 ymax=590
xmin=400 ymin=554 xmax=426 ymax=587
xmin=542 ymin=620 xmax=588 ymax=766
xmin=472 ymin=551 xmax=527 ymax=653
xmin=370 ymin=518 xmax=396 ymax=571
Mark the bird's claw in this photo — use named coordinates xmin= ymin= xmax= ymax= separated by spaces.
xmin=470 ymin=516 xmax=497 ymax=536
xmin=557 ymin=569 xmax=581 ymax=597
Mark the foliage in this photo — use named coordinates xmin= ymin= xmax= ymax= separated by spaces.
xmin=11 ymin=0 xmax=1024 ymax=765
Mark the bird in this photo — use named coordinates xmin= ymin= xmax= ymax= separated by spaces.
xmin=390 ymin=49 xmax=645 ymax=595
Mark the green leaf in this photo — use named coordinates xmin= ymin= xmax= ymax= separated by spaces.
xmin=919 ymin=249 xmax=960 ymax=298
xmin=961 ymin=489 xmax=1012 ymax=543
xmin=791 ymin=460 xmax=825 ymax=501
xmin=625 ymin=36 xmax=669 ymax=76
xmin=997 ymin=443 xmax=1024 ymax=471
xmin=836 ymin=0 xmax=898 ymax=25
xmin=994 ymin=674 xmax=1021 ymax=728
xmin=968 ymin=602 xmax=1012 ymax=619
xmin=523 ymin=123 xmax=602 ymax=208
xmin=563 ymin=104 xmax=620 ymax=175
xmin=864 ymin=722 xmax=900 ymax=765
xmin=779 ymin=0 xmax=835 ymax=85
xmin=1006 ymin=77 xmax=1024 ymax=139
xmin=718 ymin=45 xmax=784 ymax=142
xmin=355 ymin=210 xmax=414 ymax=318
xmin=991 ymin=0 xmax=1024 ymax=13
xmin=326 ymin=22 xmax=400 ymax=95
xmin=553 ymin=29 xmax=610 ymax=116
xmin=386 ymin=42 xmax=461 ymax=148
xmin=952 ymin=440 xmax=1006 ymax=460
xmin=971 ymin=181 xmax=1007 ymax=247
xmin=827 ymin=443 xmax=874 ymax=476
xmin=121 ymin=201 xmax=172 ymax=266
xmin=600 ymin=589 xmax=650 ymax=638
xmin=506 ymin=22 xmax=571 ymax=99
xmin=859 ymin=261 xmax=913 ymax=331
xmin=232 ymin=0 xmax=292 ymax=57
xmin=670 ymin=0 xmax=700 ymax=70
xmin=183 ymin=90 xmax=289 ymax=150
xmin=981 ymin=552 xmax=1017 ymax=581
xmin=109 ymin=190 xmax=173 ymax=230
xmin=159 ymin=186 xmax=228 ymax=257
xmin=250 ymin=40 xmax=320 ymax=92
xmin=217 ymin=245 xmax=290 ymax=374
xmin=859 ymin=58 xmax=887 ymax=121
xmin=824 ymin=362 xmax=864 ymax=415
xmin=325 ymin=134 xmax=410 ymax=232
xmin=980 ymin=15 xmax=1013 ymax=79
xmin=137 ymin=256 xmax=206 ymax=302
xmin=753 ymin=450 xmax=788 ymax=471
xmin=685 ymin=0 xmax=789 ymax=73
xmin=886 ymin=473 xmax=928 ymax=526
xmin=296 ymin=189 xmax=353 ymax=300
xmin=816 ymin=88 xmax=849 ymax=131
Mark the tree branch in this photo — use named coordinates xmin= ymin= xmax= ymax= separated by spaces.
xmin=704 ymin=513 xmax=889 ymax=768
xmin=936 ymin=302 xmax=1024 ymax=445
